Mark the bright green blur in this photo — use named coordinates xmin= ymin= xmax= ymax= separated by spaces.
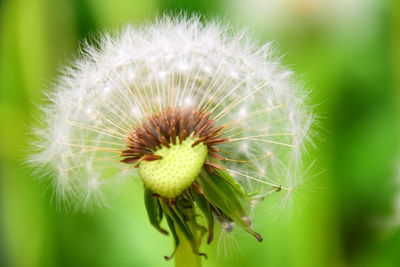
xmin=1 ymin=1 xmax=399 ymax=267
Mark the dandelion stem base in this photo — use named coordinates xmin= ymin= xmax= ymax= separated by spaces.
xmin=174 ymin=229 xmax=202 ymax=267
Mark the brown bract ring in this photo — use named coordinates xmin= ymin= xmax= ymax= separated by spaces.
xmin=120 ymin=107 xmax=229 ymax=164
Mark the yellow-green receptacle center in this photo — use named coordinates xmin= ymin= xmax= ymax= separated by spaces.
xmin=138 ymin=137 xmax=208 ymax=198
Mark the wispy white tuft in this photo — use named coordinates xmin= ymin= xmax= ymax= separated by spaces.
xmin=30 ymin=15 xmax=314 ymax=210
xmin=216 ymin=223 xmax=242 ymax=259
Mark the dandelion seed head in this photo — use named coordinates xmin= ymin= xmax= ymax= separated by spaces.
xmin=30 ymin=15 xmax=313 ymax=212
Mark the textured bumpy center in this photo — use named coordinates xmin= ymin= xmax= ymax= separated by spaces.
xmin=121 ymin=108 xmax=229 ymax=198
xmin=139 ymin=137 xmax=208 ymax=198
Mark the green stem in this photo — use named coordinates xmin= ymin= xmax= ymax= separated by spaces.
xmin=174 ymin=229 xmax=202 ymax=267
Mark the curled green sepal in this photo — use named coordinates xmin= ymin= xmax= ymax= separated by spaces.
xmin=175 ymin=195 xmax=208 ymax=246
xmin=144 ymin=188 xmax=168 ymax=235
xmin=163 ymin=214 xmax=179 ymax=260
xmin=160 ymin=200 xmax=208 ymax=260
xmin=190 ymin=186 xmax=215 ymax=244
xmin=198 ymin=169 xmax=263 ymax=242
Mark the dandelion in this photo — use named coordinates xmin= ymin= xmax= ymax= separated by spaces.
xmin=30 ymin=15 xmax=313 ymax=265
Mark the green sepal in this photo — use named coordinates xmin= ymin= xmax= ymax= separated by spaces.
xmin=175 ymin=196 xmax=195 ymax=220
xmin=190 ymin=186 xmax=215 ymax=244
xmin=144 ymin=188 xmax=168 ymax=235
xmin=160 ymin=201 xmax=206 ymax=258
xmin=212 ymin=168 xmax=247 ymax=198
xmin=164 ymin=214 xmax=179 ymax=261
xmin=198 ymin=170 xmax=247 ymax=219
xmin=175 ymin=195 xmax=208 ymax=246
xmin=199 ymin=169 xmax=263 ymax=242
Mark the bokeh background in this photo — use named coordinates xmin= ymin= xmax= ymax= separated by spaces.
xmin=1 ymin=0 xmax=399 ymax=266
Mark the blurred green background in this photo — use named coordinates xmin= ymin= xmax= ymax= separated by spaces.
xmin=1 ymin=0 xmax=399 ymax=266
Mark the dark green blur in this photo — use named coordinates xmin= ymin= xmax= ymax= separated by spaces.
xmin=0 ymin=0 xmax=399 ymax=266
